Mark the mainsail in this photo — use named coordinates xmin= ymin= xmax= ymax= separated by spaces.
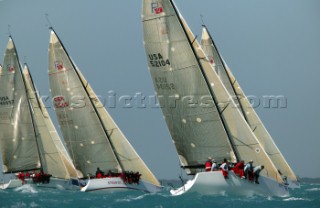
xmin=23 ymin=64 xmax=79 ymax=179
xmin=48 ymin=28 xmax=160 ymax=186
xmin=0 ymin=37 xmax=40 ymax=173
xmin=200 ymin=26 xmax=297 ymax=182
xmin=142 ymin=0 xmax=284 ymax=183
xmin=142 ymin=0 xmax=235 ymax=174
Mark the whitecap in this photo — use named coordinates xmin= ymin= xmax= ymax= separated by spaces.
xmin=306 ymin=188 xmax=320 ymax=192
xmin=115 ymin=193 xmax=149 ymax=202
xmin=14 ymin=184 xmax=38 ymax=193
xmin=29 ymin=201 xmax=39 ymax=207
xmin=283 ymin=197 xmax=311 ymax=201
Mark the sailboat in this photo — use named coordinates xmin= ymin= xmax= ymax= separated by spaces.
xmin=48 ymin=28 xmax=161 ymax=193
xmin=23 ymin=64 xmax=81 ymax=189
xmin=200 ymin=26 xmax=299 ymax=189
xmin=142 ymin=0 xmax=289 ymax=196
xmin=0 ymin=37 xmax=79 ymax=190
xmin=0 ymin=37 xmax=41 ymax=189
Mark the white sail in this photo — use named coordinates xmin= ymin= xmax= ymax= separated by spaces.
xmin=0 ymin=38 xmax=40 ymax=173
xmin=48 ymin=29 xmax=160 ymax=187
xmin=142 ymin=0 xmax=236 ymax=175
xmin=75 ymin=65 xmax=160 ymax=186
xmin=200 ymin=26 xmax=297 ymax=182
xmin=48 ymin=30 xmax=121 ymax=176
xmin=23 ymin=65 xmax=79 ymax=179
xmin=142 ymin=0 xmax=283 ymax=183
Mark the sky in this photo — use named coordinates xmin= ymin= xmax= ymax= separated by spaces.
xmin=0 ymin=0 xmax=319 ymax=179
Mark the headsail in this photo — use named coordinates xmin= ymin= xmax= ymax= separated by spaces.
xmin=23 ymin=64 xmax=79 ymax=179
xmin=76 ymin=66 xmax=159 ymax=185
xmin=0 ymin=38 xmax=40 ymax=173
xmin=200 ymin=26 xmax=297 ymax=182
xmin=48 ymin=28 xmax=160 ymax=186
xmin=142 ymin=0 xmax=284 ymax=183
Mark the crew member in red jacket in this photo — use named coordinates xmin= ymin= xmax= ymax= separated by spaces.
xmin=205 ymin=157 xmax=212 ymax=172
xmin=234 ymin=160 xmax=245 ymax=178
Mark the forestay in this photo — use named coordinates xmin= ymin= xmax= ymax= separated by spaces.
xmin=23 ymin=65 xmax=79 ymax=179
xmin=0 ymin=38 xmax=40 ymax=173
xmin=142 ymin=0 xmax=235 ymax=174
xmin=201 ymin=27 xmax=297 ymax=182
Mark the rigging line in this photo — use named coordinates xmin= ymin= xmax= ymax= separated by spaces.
xmin=200 ymin=14 xmax=205 ymax=26
xmin=220 ymin=103 xmax=230 ymax=114
xmin=7 ymin=25 xmax=12 ymax=37
xmin=45 ymin=13 xmax=53 ymax=28
xmin=203 ymin=25 xmax=248 ymax=122
xmin=191 ymin=35 xmax=198 ymax=45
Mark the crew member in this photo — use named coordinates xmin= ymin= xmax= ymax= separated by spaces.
xmin=211 ymin=159 xmax=218 ymax=171
xmin=205 ymin=157 xmax=212 ymax=172
xmin=244 ymin=160 xmax=254 ymax=181
xmin=96 ymin=167 xmax=104 ymax=178
xmin=253 ymin=165 xmax=264 ymax=184
xmin=234 ymin=160 xmax=245 ymax=178
xmin=220 ymin=158 xmax=229 ymax=179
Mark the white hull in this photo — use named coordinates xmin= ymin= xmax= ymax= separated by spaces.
xmin=80 ymin=177 xmax=162 ymax=193
xmin=0 ymin=177 xmax=79 ymax=190
xmin=32 ymin=177 xmax=80 ymax=190
xmin=170 ymin=171 xmax=289 ymax=197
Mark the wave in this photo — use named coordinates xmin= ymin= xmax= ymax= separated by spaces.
xmin=115 ymin=193 xmax=149 ymax=202
xmin=283 ymin=197 xmax=312 ymax=201
xmin=14 ymin=184 xmax=38 ymax=194
xmin=306 ymin=188 xmax=320 ymax=192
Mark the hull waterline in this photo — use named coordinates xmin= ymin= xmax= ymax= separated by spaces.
xmin=170 ymin=171 xmax=289 ymax=197
xmin=80 ymin=177 xmax=162 ymax=193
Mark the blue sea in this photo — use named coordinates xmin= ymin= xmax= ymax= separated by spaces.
xmin=0 ymin=182 xmax=319 ymax=208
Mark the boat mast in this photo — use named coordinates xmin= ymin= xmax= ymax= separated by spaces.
xmin=23 ymin=64 xmax=45 ymax=116
xmin=169 ymin=0 xmax=240 ymax=162
xmin=10 ymin=37 xmax=43 ymax=173
xmin=49 ymin=28 xmax=125 ymax=173
xmin=202 ymin=25 xmax=248 ymax=122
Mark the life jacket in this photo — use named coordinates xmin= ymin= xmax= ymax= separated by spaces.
xmin=234 ymin=162 xmax=244 ymax=175
xmin=96 ymin=172 xmax=102 ymax=178
xmin=205 ymin=161 xmax=212 ymax=171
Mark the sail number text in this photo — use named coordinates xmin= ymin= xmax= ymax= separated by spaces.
xmin=0 ymin=96 xmax=14 ymax=106
xmin=54 ymin=96 xmax=69 ymax=108
xmin=155 ymin=77 xmax=175 ymax=90
xmin=148 ymin=53 xmax=170 ymax=68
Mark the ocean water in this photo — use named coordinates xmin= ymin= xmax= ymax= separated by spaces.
xmin=0 ymin=182 xmax=319 ymax=208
